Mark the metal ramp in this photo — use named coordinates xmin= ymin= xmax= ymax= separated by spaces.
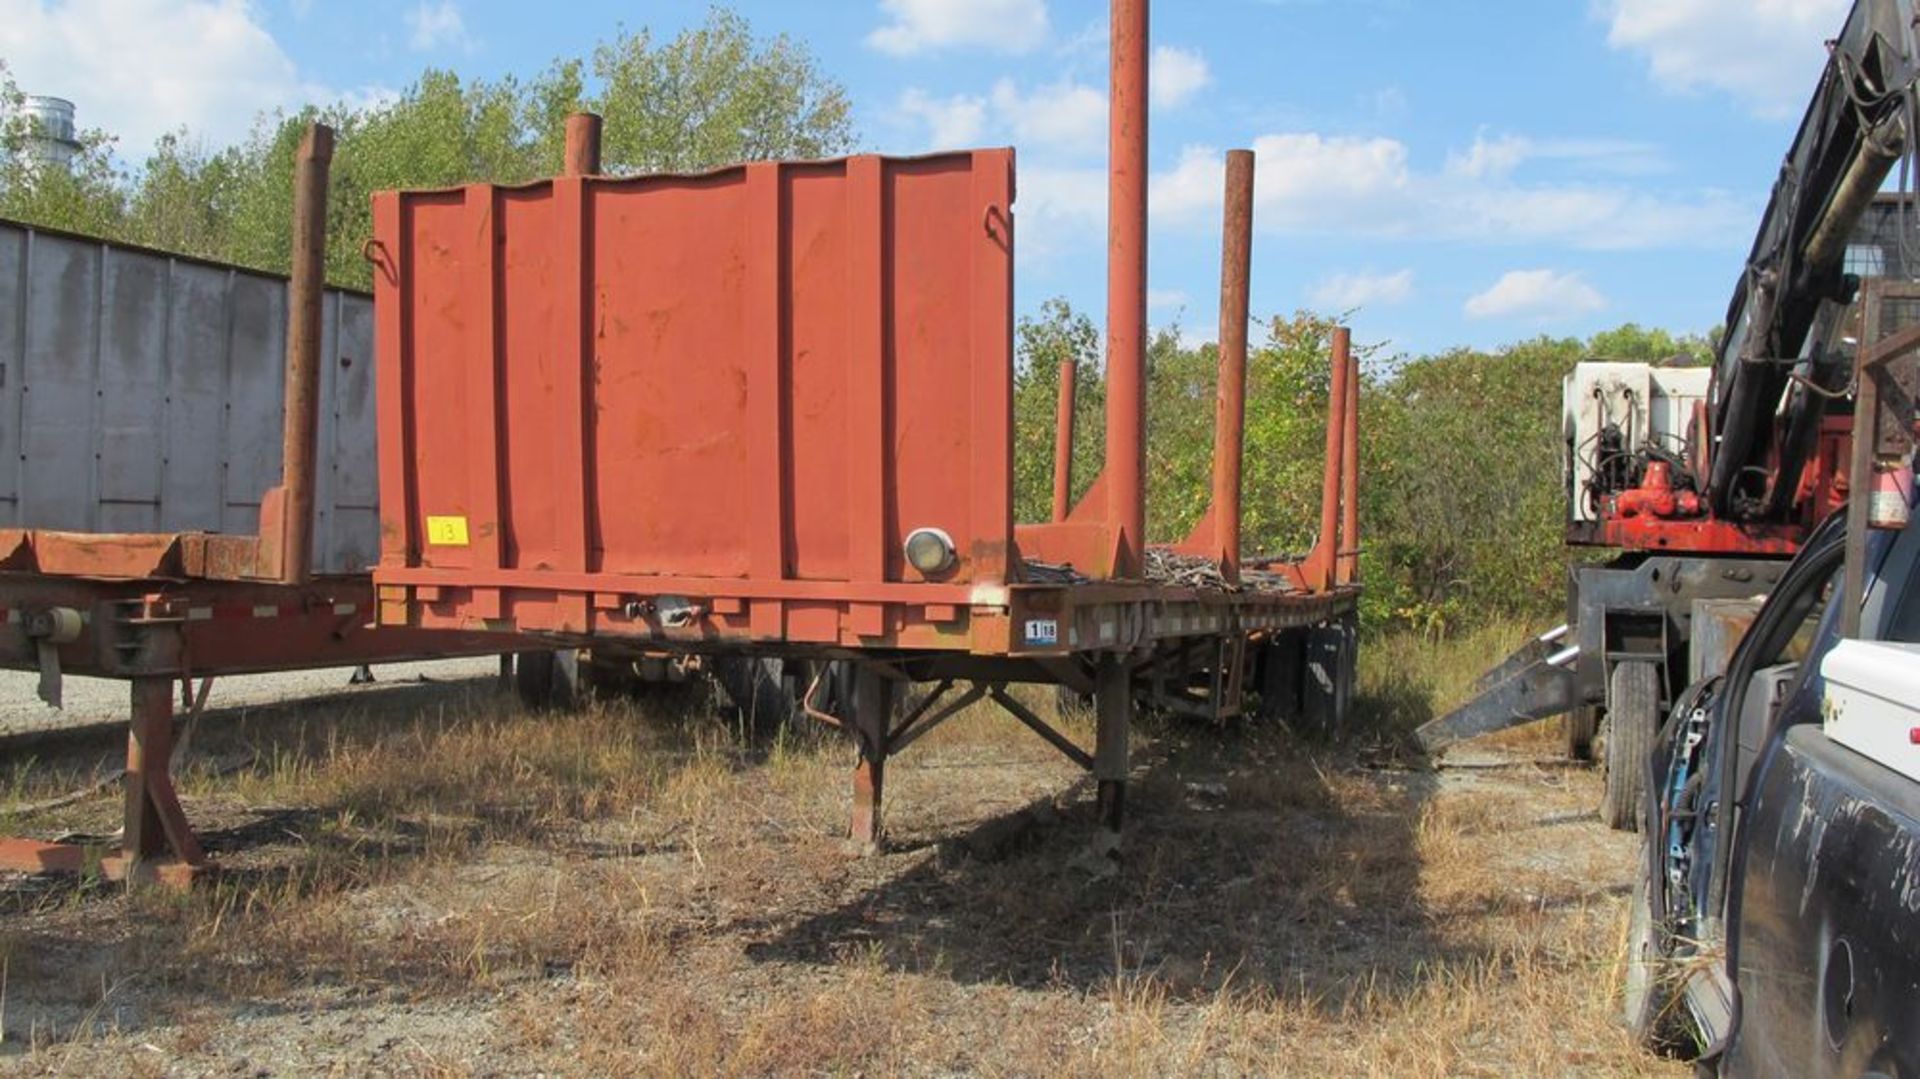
xmin=1415 ymin=625 xmax=1580 ymax=752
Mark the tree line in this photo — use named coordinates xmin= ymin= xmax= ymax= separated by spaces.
xmin=1012 ymin=304 xmax=1710 ymax=634
xmin=0 ymin=10 xmax=852 ymax=290
xmin=2 ymin=9 xmax=1711 ymax=637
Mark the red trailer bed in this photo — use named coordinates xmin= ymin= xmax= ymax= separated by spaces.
xmin=370 ymin=93 xmax=1362 ymax=852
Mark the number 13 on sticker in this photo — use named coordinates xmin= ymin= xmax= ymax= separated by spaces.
xmin=426 ymin=515 xmax=470 ymax=546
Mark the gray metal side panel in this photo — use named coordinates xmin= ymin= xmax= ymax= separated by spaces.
xmin=0 ymin=226 xmax=21 ymax=508
xmin=19 ymin=230 xmax=96 ymax=531
xmin=325 ymin=296 xmax=380 ymax=572
xmin=0 ymin=219 xmax=378 ymax=573
xmin=97 ymin=244 xmax=168 ymax=532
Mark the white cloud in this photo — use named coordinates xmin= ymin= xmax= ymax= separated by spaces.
xmin=1153 ymin=135 xmax=1411 ymax=227
xmin=1465 ymin=270 xmax=1607 ymax=321
xmin=1150 ymin=45 xmax=1210 ymax=109
xmin=1362 ymin=85 xmax=1409 ymax=119
xmin=0 ymin=0 xmax=379 ymax=154
xmin=1148 ymin=132 xmax=1747 ymax=251
xmin=895 ymin=89 xmax=987 ymax=148
xmin=406 ymin=0 xmax=472 ymax=53
xmin=1445 ymin=132 xmax=1667 ymax=180
xmin=1147 ymin=288 xmax=1189 ymax=309
xmin=894 ymin=75 xmax=1106 ymax=154
xmin=1012 ymin=164 xmax=1104 ymax=258
xmin=992 ymin=77 xmax=1106 ymax=153
xmin=868 ymin=0 xmax=1050 ymax=56
xmin=1598 ymin=0 xmax=1846 ymax=118
xmin=1310 ymin=269 xmax=1414 ymax=310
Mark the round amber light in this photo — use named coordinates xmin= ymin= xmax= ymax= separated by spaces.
xmin=903 ymin=527 xmax=957 ymax=575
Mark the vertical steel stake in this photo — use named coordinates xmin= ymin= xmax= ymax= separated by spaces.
xmin=1212 ymin=149 xmax=1255 ymax=582
xmin=564 ymin=112 xmax=603 ymax=177
xmin=1313 ymin=328 xmax=1353 ymax=590
xmin=274 ymin=122 xmax=333 ymax=584
xmin=1105 ymin=0 xmax=1149 ymax=576
xmin=1053 ymin=355 xmax=1078 ymax=523
xmin=1340 ymin=334 xmax=1360 ymax=584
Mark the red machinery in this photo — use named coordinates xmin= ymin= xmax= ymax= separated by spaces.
xmin=1421 ymin=0 xmax=1920 ymax=833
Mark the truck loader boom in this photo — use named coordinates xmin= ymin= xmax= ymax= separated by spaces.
xmin=1418 ymin=0 xmax=1920 ymax=834
xmin=1709 ymin=0 xmax=1916 ymax=520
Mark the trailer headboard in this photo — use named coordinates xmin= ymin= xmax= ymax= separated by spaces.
xmin=371 ymin=150 xmax=1016 ymax=641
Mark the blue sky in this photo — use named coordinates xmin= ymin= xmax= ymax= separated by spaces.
xmin=0 ymin=0 xmax=1854 ymax=357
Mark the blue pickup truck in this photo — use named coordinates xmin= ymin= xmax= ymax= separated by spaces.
xmin=1623 ymin=500 xmax=1919 ymax=1076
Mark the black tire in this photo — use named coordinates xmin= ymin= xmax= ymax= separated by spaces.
xmin=710 ymin=656 xmax=799 ymax=736
xmin=1602 ymin=661 xmax=1659 ymax=832
xmin=1566 ymin=705 xmax=1599 ymax=762
xmin=1621 ymin=848 xmax=1686 ymax=1051
xmin=1248 ymin=633 xmax=1306 ymax=723
xmin=513 ymin=650 xmax=583 ymax=711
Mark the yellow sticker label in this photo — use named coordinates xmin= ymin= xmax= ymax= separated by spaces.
xmin=426 ymin=515 xmax=470 ymax=546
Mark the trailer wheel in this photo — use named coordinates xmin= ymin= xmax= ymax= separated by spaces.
xmin=1621 ymin=849 xmax=1687 ymax=1052
xmin=709 ymin=656 xmax=789 ymax=735
xmin=1248 ymin=632 xmax=1306 ymax=723
xmin=1601 ymin=661 xmax=1658 ymax=831
xmin=1566 ymin=705 xmax=1599 ymax=762
xmin=514 ymin=650 xmax=582 ymax=712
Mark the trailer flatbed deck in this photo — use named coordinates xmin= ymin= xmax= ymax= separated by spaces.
xmin=369 ymin=12 xmax=1364 ymax=852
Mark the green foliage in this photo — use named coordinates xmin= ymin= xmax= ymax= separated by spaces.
xmin=0 ymin=61 xmax=129 ymax=237
xmin=1011 ymin=301 xmax=1711 ymax=637
xmin=4 ymin=38 xmax=1709 ymax=642
xmin=594 ymin=11 xmax=853 ymax=172
xmin=1013 ymin=298 xmax=1105 ymax=524
xmin=1361 ymin=337 xmax=1580 ymax=631
xmin=0 ymin=9 xmax=853 ymax=289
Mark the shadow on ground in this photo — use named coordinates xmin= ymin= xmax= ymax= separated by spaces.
xmin=743 ymin=697 xmax=1462 ymax=1009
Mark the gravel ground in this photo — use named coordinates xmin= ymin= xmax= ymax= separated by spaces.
xmin=0 ymin=656 xmax=505 ymax=736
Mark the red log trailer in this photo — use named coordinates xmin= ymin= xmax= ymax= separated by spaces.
xmin=370 ymin=0 xmax=1363 ymax=851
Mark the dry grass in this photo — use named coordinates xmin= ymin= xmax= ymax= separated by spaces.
xmin=0 ymin=635 xmax=1679 ymax=1077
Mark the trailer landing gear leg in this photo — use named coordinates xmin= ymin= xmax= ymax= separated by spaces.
xmin=849 ymin=664 xmax=895 ymax=854
xmin=123 ymin=675 xmax=204 ymax=886
xmin=1093 ymin=654 xmax=1130 ymax=864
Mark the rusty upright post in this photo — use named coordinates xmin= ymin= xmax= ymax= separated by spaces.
xmin=1052 ymin=356 xmax=1078 ymax=522
xmin=1314 ymin=328 xmax=1352 ymax=590
xmin=564 ymin=111 xmax=603 ymax=176
xmin=1105 ymin=0 xmax=1149 ymax=576
xmin=1339 ymin=335 xmax=1360 ymax=584
xmin=1211 ymin=149 xmax=1254 ymax=582
xmin=276 ymin=122 xmax=333 ymax=585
